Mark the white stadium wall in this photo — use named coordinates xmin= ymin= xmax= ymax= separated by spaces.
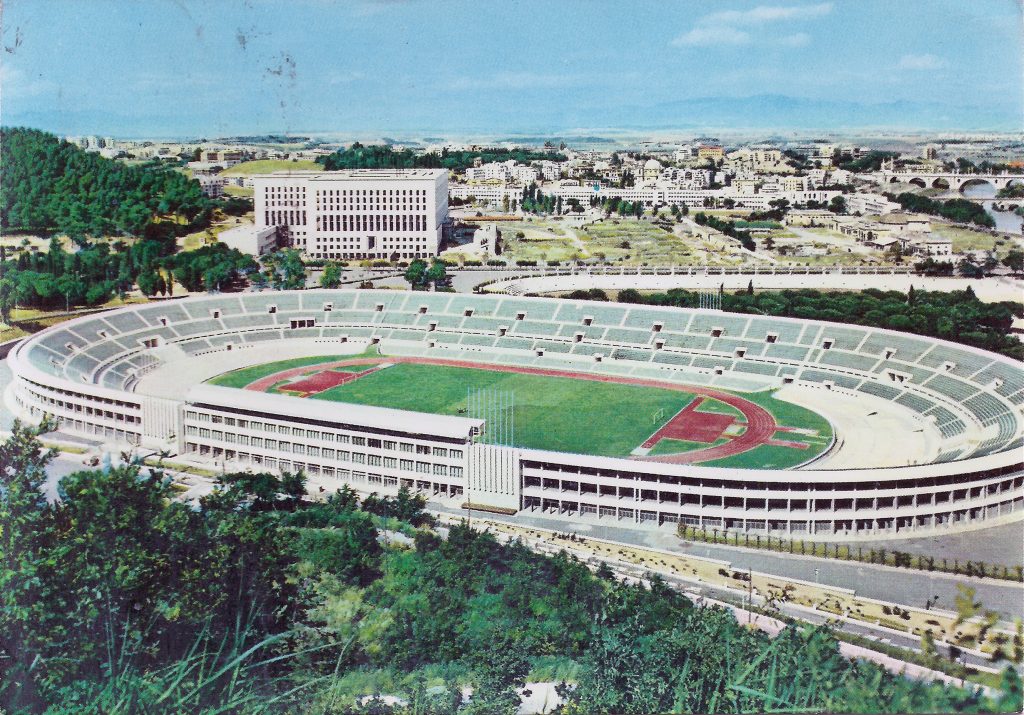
xmin=5 ymin=289 xmax=1023 ymax=540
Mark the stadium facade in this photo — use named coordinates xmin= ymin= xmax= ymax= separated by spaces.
xmin=6 ymin=290 xmax=1023 ymax=539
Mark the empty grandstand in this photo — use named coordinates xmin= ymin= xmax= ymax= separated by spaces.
xmin=6 ymin=290 xmax=1023 ymax=539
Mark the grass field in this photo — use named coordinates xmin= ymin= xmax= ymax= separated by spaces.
xmin=208 ymin=353 xmax=374 ymax=389
xmin=311 ymin=363 xmax=694 ymax=457
xmin=207 ymin=356 xmax=833 ymax=464
xmin=221 ymin=159 xmax=321 ymax=176
xmin=647 ymin=437 xmax=728 ymax=456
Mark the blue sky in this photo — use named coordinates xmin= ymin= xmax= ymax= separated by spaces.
xmin=1 ymin=0 xmax=1021 ymax=138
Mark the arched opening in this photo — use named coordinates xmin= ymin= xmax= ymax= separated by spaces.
xmin=889 ymin=176 xmax=900 ymax=184
xmin=931 ymin=177 xmax=950 ymax=191
xmin=908 ymin=178 xmax=927 ymax=189
xmin=959 ymin=178 xmax=995 ymax=198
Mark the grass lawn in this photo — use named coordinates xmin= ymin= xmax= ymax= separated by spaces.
xmin=311 ymin=363 xmax=695 ymax=457
xmin=703 ymin=443 xmax=821 ymax=469
xmin=223 ymin=184 xmax=254 ymax=198
xmin=693 ymin=398 xmax=745 ymax=419
xmin=742 ymin=389 xmax=832 ymax=436
xmin=207 ymin=356 xmax=832 ymax=464
xmin=207 ymin=351 xmax=378 ymax=389
xmin=221 ymin=159 xmax=321 ymax=176
xmin=648 ymin=437 xmax=728 ymax=456
xmin=931 ymin=223 xmax=1004 ymax=255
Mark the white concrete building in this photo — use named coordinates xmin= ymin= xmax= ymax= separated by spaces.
xmin=253 ymin=170 xmax=448 ymax=260
xmin=217 ymin=224 xmax=279 ymax=256
xmin=847 ymin=193 xmax=902 ymax=216
xmin=197 ymin=176 xmax=226 ymax=198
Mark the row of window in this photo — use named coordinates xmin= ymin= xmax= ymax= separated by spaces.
xmin=185 ymin=431 xmax=464 ymax=478
xmin=185 ymin=410 xmax=463 ymax=459
xmin=317 ymin=214 xmax=429 ymax=233
xmin=266 ymin=210 xmax=308 ymax=226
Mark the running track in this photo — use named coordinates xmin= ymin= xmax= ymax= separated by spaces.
xmin=240 ymin=356 xmax=779 ymax=464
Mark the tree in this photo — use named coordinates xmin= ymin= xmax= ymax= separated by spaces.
xmin=426 ymin=260 xmax=448 ymax=288
xmin=136 ymin=269 xmax=159 ymax=297
xmin=1002 ymin=249 xmax=1024 ymax=274
xmin=320 ymin=260 xmax=342 ymax=289
xmin=464 ymin=631 xmax=531 ymax=715
xmin=829 ymin=195 xmax=847 ymax=214
xmin=404 ymin=259 xmax=427 ymax=288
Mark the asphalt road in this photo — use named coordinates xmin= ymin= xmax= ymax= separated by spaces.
xmin=438 ymin=505 xmax=1024 ymax=621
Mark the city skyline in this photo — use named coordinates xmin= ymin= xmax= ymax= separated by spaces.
xmin=1 ymin=0 xmax=1022 ymax=138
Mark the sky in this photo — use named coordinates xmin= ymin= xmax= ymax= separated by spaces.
xmin=1 ymin=0 xmax=1022 ymax=139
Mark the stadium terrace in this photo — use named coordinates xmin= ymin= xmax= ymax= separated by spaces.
xmin=6 ymin=290 xmax=1023 ymax=539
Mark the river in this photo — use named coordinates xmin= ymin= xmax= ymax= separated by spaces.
xmin=961 ymin=181 xmax=1024 ymax=235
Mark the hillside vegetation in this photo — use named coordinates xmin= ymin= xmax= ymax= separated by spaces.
xmin=1 ymin=424 xmax=1019 ymax=714
xmin=0 ymin=127 xmax=217 ymax=238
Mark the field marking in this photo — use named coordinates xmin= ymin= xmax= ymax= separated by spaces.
xmin=236 ymin=355 xmax=788 ymax=464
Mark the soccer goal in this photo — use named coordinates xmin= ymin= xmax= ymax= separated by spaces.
xmin=652 ymin=407 xmax=667 ymax=425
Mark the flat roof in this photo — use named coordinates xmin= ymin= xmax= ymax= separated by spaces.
xmin=251 ymin=169 xmax=445 ymax=180
xmin=185 ymin=384 xmax=482 ymax=441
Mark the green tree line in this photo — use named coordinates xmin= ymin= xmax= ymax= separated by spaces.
xmin=608 ymin=287 xmax=1023 ymax=359
xmin=886 ymin=192 xmax=996 ymax=228
xmin=317 ymin=143 xmax=566 ymax=172
xmin=0 ymin=238 xmax=257 ymax=318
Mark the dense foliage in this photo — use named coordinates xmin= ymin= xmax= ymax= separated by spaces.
xmin=614 ymin=287 xmax=1024 ymax=359
xmin=835 ymin=150 xmax=899 ymax=173
xmin=2 ymin=425 xmax=1020 ymax=713
xmin=693 ymin=212 xmax=757 ymax=251
xmin=0 ymin=237 xmax=256 ymax=317
xmin=317 ymin=143 xmax=566 ymax=172
xmin=0 ymin=127 xmax=216 ymax=238
xmin=886 ymin=191 xmax=996 ymax=228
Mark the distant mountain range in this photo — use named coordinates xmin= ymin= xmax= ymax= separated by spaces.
xmin=3 ymin=93 xmax=1019 ymax=139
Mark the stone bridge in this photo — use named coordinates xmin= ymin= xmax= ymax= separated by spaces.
xmin=875 ymin=170 xmax=1024 ymax=193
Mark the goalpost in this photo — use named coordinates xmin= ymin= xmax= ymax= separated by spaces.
xmin=652 ymin=407 xmax=667 ymax=425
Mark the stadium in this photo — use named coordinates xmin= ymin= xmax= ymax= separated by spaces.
xmin=6 ymin=289 xmax=1023 ymax=539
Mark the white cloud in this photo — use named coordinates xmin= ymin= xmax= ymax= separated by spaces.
xmin=897 ymin=53 xmax=947 ymax=70
xmin=671 ymin=3 xmax=830 ymax=49
xmin=703 ymin=3 xmax=834 ymax=25
xmin=671 ymin=26 xmax=751 ymax=47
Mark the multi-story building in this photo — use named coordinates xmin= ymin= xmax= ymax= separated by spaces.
xmin=253 ymin=169 xmax=448 ymax=260
xmin=846 ymin=193 xmax=902 ymax=216
xmin=197 ymin=175 xmax=226 ymax=198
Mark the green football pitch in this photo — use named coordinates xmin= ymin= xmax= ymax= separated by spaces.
xmin=207 ymin=356 xmax=834 ymax=464
xmin=311 ymin=363 xmax=693 ymax=457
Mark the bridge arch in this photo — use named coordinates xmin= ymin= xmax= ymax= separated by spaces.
xmin=959 ymin=178 xmax=995 ymax=196
xmin=908 ymin=177 xmax=927 ymax=189
xmin=932 ymin=177 xmax=950 ymax=191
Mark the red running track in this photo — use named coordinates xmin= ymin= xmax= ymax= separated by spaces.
xmin=239 ymin=356 xmax=779 ymax=464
